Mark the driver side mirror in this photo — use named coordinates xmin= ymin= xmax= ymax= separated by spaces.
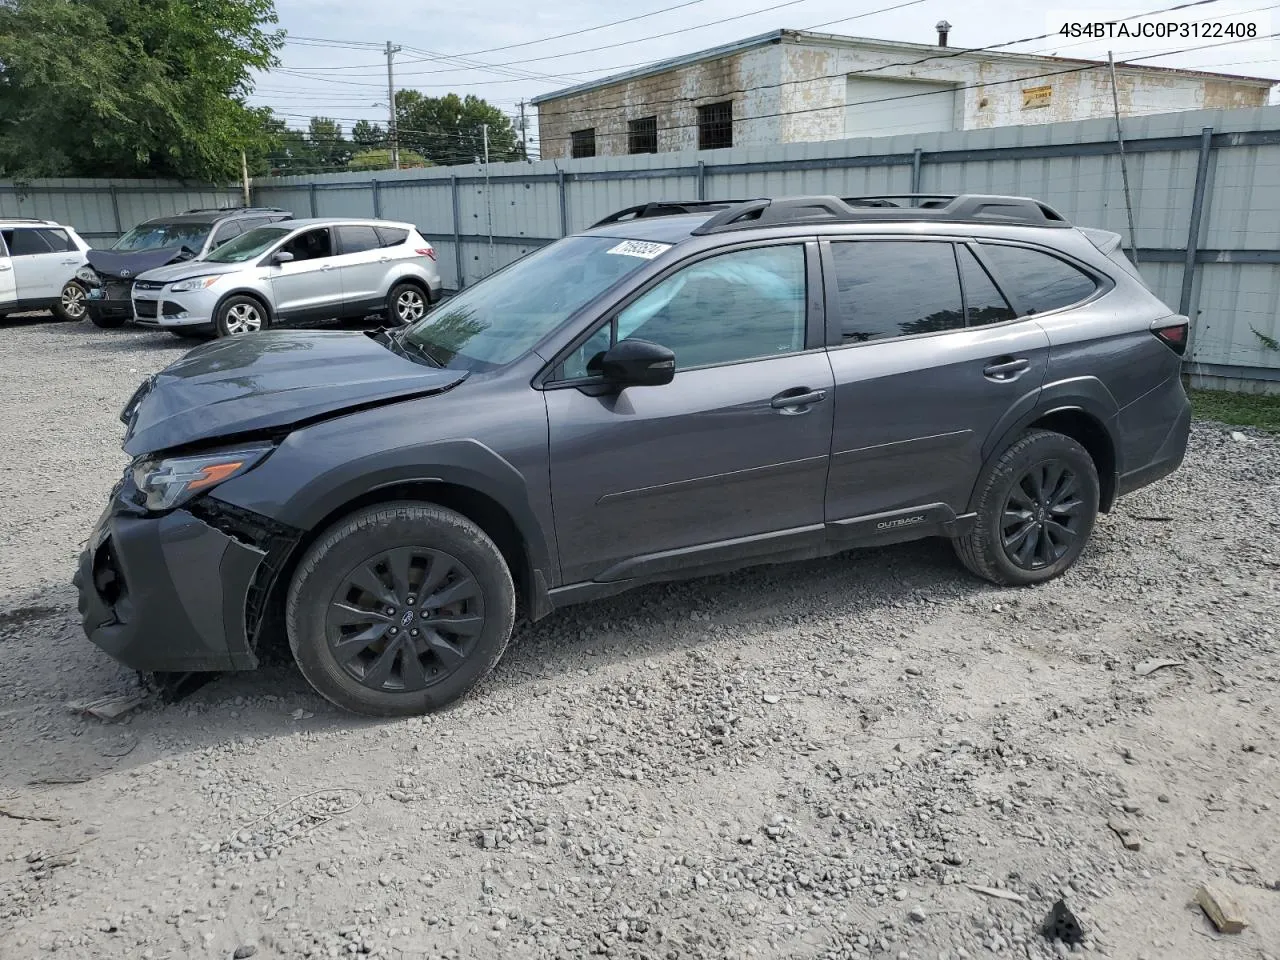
xmin=271 ymin=250 xmax=295 ymax=265
xmin=601 ymin=338 xmax=675 ymax=388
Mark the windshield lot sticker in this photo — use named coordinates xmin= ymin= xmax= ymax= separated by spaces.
xmin=607 ymin=240 xmax=672 ymax=259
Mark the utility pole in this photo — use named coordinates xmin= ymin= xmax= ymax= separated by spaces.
xmin=385 ymin=40 xmax=402 ymax=171
xmin=482 ymin=123 xmax=494 ymax=272
xmin=240 ymin=149 xmax=250 ymax=207
xmin=518 ymin=100 xmax=527 ymax=160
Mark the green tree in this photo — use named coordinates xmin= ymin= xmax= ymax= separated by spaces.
xmin=351 ymin=119 xmax=385 ymax=148
xmin=0 ymin=0 xmax=282 ymax=181
xmin=307 ymin=117 xmax=351 ymax=170
xmin=348 ymin=148 xmax=429 ymax=171
xmin=394 ymin=91 xmax=520 ymax=166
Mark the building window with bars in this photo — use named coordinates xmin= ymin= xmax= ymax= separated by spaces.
xmin=697 ymin=101 xmax=733 ymax=150
xmin=628 ymin=116 xmax=658 ymax=154
xmin=571 ymin=128 xmax=596 ymax=159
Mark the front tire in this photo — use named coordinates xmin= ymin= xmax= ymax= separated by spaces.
xmin=215 ymin=295 xmax=268 ymax=337
xmin=953 ymin=429 xmax=1099 ymax=586
xmin=387 ymin=282 xmax=428 ymax=325
xmin=286 ymin=502 xmax=516 ymax=717
xmin=54 ymin=281 xmax=89 ymax=322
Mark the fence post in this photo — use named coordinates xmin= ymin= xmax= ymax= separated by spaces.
xmin=371 ymin=179 xmax=381 ymax=219
xmin=450 ymin=175 xmax=464 ymax=291
xmin=1179 ymin=127 xmax=1214 ymax=335
xmin=911 ymin=148 xmax=923 ymax=194
xmin=697 ymin=160 xmax=706 ymax=201
xmin=308 ymin=183 xmax=318 ymax=218
xmin=108 ymin=185 xmax=122 ymax=236
xmin=557 ymin=169 xmax=568 ymax=237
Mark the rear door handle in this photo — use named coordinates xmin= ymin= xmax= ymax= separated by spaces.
xmin=984 ymin=357 xmax=1031 ymax=380
xmin=771 ymin=387 xmax=828 ymax=411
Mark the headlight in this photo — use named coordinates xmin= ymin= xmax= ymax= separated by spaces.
xmin=131 ymin=444 xmax=272 ymax=512
xmin=76 ymin=266 xmax=99 ymax=285
xmin=169 ymin=276 xmax=222 ymax=293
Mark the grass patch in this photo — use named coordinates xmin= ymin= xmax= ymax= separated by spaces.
xmin=1190 ymin=388 xmax=1280 ymax=432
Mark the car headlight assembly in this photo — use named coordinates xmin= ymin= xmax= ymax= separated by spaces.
xmin=169 ymin=276 xmax=222 ymax=293
xmin=76 ymin=266 xmax=100 ymax=285
xmin=131 ymin=444 xmax=273 ymax=512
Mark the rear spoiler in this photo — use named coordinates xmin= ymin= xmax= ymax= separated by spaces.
xmin=1079 ymin=226 xmax=1147 ymax=286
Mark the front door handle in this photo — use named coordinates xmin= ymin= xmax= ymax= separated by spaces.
xmin=771 ymin=387 xmax=828 ymax=411
xmin=0 ymin=263 xmax=11 ymax=272
xmin=984 ymin=357 xmax=1031 ymax=381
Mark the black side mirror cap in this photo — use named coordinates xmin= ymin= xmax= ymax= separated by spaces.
xmin=601 ymin=338 xmax=675 ymax=387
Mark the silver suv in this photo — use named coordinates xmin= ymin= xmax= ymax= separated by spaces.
xmin=130 ymin=218 xmax=443 ymax=337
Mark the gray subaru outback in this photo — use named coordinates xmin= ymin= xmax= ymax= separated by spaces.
xmin=74 ymin=194 xmax=1192 ymax=716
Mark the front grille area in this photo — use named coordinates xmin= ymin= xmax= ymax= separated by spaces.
xmin=133 ymin=280 xmax=164 ymax=292
xmin=103 ymin=280 xmax=133 ymax=300
xmin=135 ymin=299 xmax=159 ymax=319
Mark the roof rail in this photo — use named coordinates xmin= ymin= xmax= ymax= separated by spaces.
xmin=689 ymin=194 xmax=1071 ymax=234
xmin=591 ymin=199 xmax=753 ymax=228
xmin=181 ymin=206 xmax=292 ymax=215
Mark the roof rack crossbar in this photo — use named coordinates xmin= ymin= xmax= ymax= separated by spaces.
xmin=590 ymin=199 xmax=753 ymax=228
xmin=685 ymin=193 xmax=1071 ymax=234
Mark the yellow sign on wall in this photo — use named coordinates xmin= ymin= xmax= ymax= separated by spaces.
xmin=1023 ymin=85 xmax=1053 ymax=109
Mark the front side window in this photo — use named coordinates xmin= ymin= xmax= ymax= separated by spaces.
xmin=112 ymin=222 xmax=210 ymax=252
xmin=978 ymin=243 xmax=1097 ymax=315
xmin=338 ymin=225 xmax=380 ymax=255
xmin=401 ymin=235 xmax=662 ymax=372
xmin=203 ymin=226 xmax=293 ymax=264
xmin=280 ymin=228 xmax=333 ymax=262
xmin=562 ymin=245 xmax=806 ymax=378
xmin=829 ymin=241 xmax=964 ymax=342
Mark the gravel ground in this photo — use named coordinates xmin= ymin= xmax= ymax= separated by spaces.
xmin=1 ymin=314 xmax=1277 ymax=960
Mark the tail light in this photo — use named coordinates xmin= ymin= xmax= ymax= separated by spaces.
xmin=416 ymin=247 xmax=436 ymax=261
xmin=1152 ymin=320 xmax=1189 ymax=355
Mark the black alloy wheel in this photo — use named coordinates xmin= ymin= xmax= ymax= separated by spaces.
xmin=326 ymin=547 xmax=485 ymax=693
xmin=1000 ymin=460 xmax=1086 ymax=570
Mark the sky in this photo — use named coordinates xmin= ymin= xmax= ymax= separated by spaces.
xmin=250 ymin=0 xmax=1280 ymax=155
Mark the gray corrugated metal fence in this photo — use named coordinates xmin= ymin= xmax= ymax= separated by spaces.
xmin=253 ymin=104 xmax=1280 ymax=389
xmin=0 ymin=179 xmax=244 ymax=244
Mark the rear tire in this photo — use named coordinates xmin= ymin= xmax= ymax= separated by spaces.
xmin=215 ymin=295 xmax=269 ymax=337
xmin=953 ymin=429 xmax=1099 ymax=586
xmin=387 ymin=282 xmax=428 ymax=325
xmin=286 ymin=502 xmax=516 ymax=717
xmin=54 ymin=281 xmax=89 ymax=322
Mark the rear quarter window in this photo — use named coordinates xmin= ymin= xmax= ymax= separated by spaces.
xmin=978 ymin=243 xmax=1098 ymax=316
xmin=375 ymin=227 xmax=409 ymax=248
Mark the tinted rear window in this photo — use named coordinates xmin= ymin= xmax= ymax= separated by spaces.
xmin=338 ymin=225 xmax=381 ymax=254
xmin=829 ymin=241 xmax=964 ymax=342
xmin=979 ymin=244 xmax=1097 ymax=316
xmin=957 ymin=247 xmax=1016 ymax=327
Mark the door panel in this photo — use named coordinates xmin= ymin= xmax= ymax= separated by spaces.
xmin=18 ymin=231 xmax=84 ymax=301
xmin=822 ymin=239 xmax=1050 ymax=521
xmin=268 ymin=228 xmax=343 ymax=321
xmin=546 ymin=241 xmax=834 ymax=585
xmin=547 ymin=352 xmax=836 ymax=584
xmin=335 ymin=225 xmax=387 ymax=314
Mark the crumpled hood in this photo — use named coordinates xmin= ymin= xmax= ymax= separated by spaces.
xmin=121 ymin=330 xmax=468 ymax=456
xmin=135 ymin=260 xmax=247 ymax=285
xmin=87 ymin=246 xmax=195 ymax=280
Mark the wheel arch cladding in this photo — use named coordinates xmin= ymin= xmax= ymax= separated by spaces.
xmin=975 ymin=378 xmax=1121 ymax=515
xmin=215 ymin=438 xmax=556 ymax=648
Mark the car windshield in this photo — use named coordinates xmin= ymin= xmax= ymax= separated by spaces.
xmin=112 ymin=222 xmax=210 ymax=252
xmin=400 ymin=235 xmax=669 ymax=371
xmin=204 ymin=226 xmax=294 ymax=263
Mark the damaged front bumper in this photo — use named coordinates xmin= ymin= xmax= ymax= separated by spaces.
xmin=73 ymin=488 xmax=298 ymax=673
